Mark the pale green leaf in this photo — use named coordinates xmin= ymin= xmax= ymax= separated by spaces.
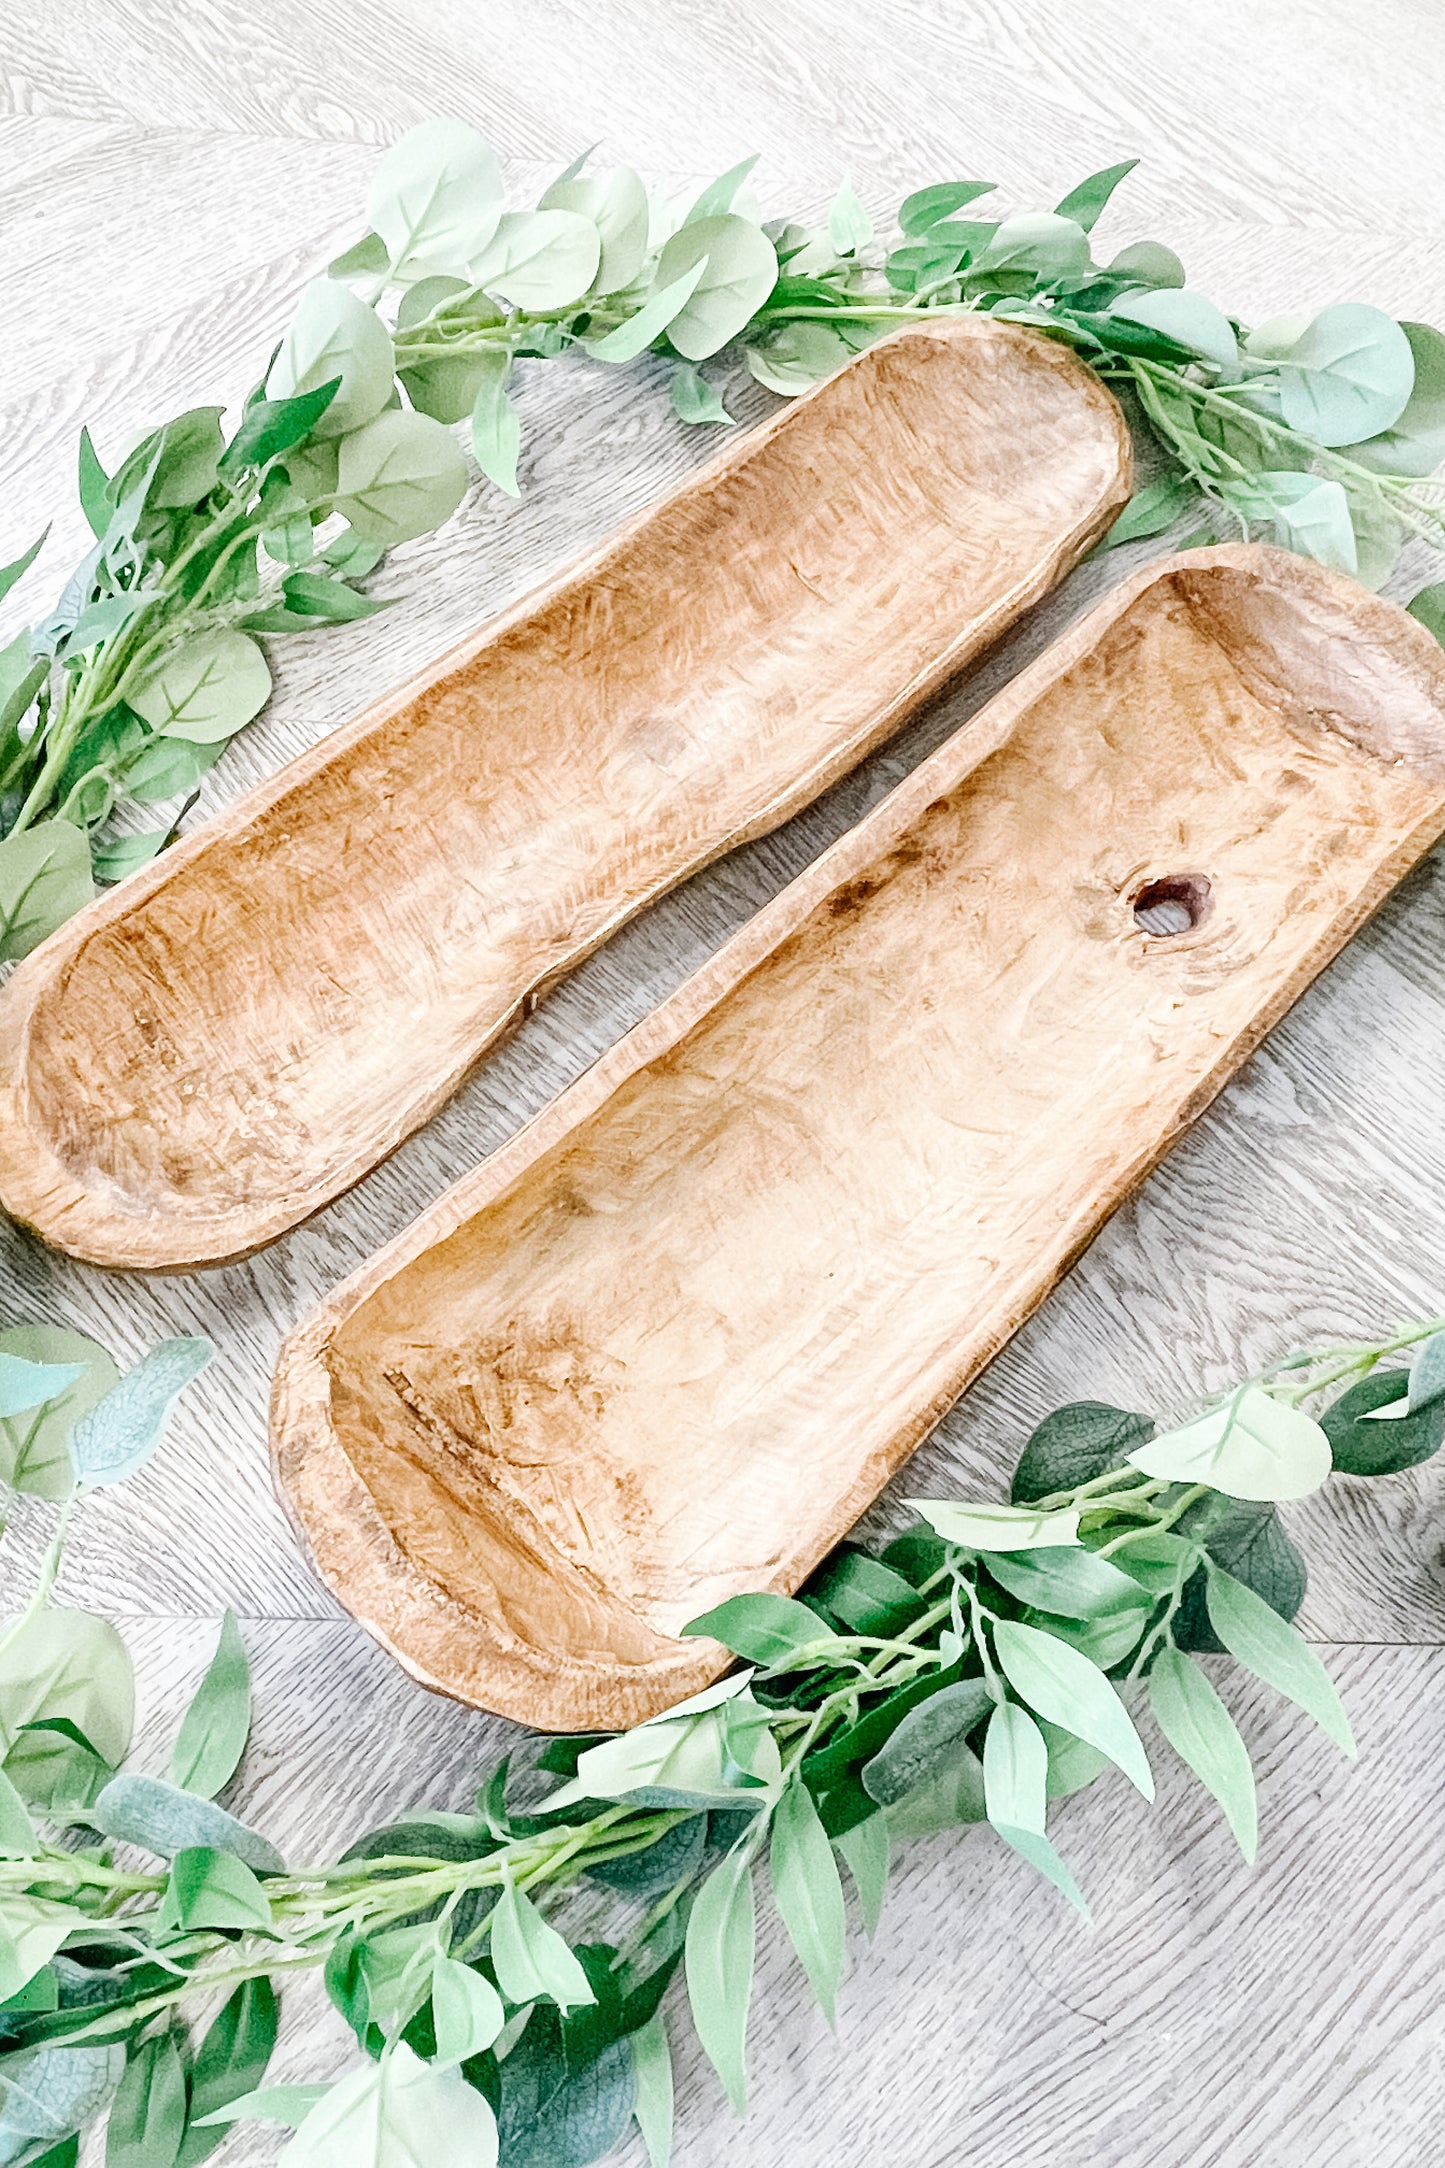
xmin=768 ymin=1780 xmax=844 ymax=2024
xmin=279 ymin=2045 xmax=498 ymax=2168
xmin=488 ymin=1882 xmax=594 ymax=2011
xmin=333 ymin=410 xmax=468 ymax=546
xmin=0 ymin=532 xmax=46 ymax=608
xmin=1054 ymin=159 xmax=1138 ymax=233
xmin=541 ymin=167 xmax=649 ymax=293
xmin=195 ymin=2085 xmax=328 ymax=2130
xmin=0 ymin=1608 xmax=133 ymax=1807
xmin=1204 ymin=1567 xmax=1355 ymax=1754
xmin=471 ymin=209 xmax=600 ymax=309
xmin=160 ymin=1845 xmax=272 ymax=1933
xmin=0 ymin=2040 xmax=124 ymax=2155
xmin=265 ymin=280 xmax=395 ymax=440
xmin=93 ymin=1772 xmax=284 ymax=1871
xmin=431 ymin=1955 xmax=505 ymax=2064
xmin=0 ymin=1895 xmax=77 ymax=2002
xmin=1148 ymin=1646 xmax=1257 ymax=1860
xmin=1112 ymin=287 xmax=1240 ymax=371
xmin=978 ymin=212 xmax=1092 ymax=280
xmin=1345 ymin=320 xmax=1445 ymax=476
xmin=654 ymin=215 xmax=777 ymax=360
xmin=981 ymin=1701 xmax=1088 ymax=1917
xmin=587 ymin=260 xmax=709 ymax=363
xmin=907 ymin=1499 xmax=1081 ymax=1551
xmin=172 ymin=1609 xmax=250 ymax=1799
xmin=1127 ymin=1384 xmax=1331 ymax=1501
xmin=684 ymin=1844 xmax=755 ymax=2113
xmin=1103 ymin=477 xmax=1196 ymax=547
xmin=1107 ymin=239 xmax=1185 ymax=287
xmin=130 ymin=630 xmax=272 ymax=745
xmin=993 ymin=1620 xmax=1153 ymax=1797
xmin=834 ymin=1813 xmax=889 ymax=1935
xmin=684 ymin=156 xmax=759 ymax=225
xmin=984 ymin=1545 xmax=1153 ymax=1619
xmin=670 ymin=364 xmax=734 ymax=426
xmin=827 ymin=177 xmax=873 ymax=257
xmin=470 ymin=355 xmax=521 ymax=497
xmin=368 ymin=120 xmax=504 ymax=281
xmin=1278 ymin=303 xmax=1414 ymax=447
xmin=0 ymin=822 xmax=95 ymax=961
xmin=1039 ymin=1720 xmax=1111 ymax=1799
xmin=70 ymin=1335 xmax=211 ymax=1485
xmin=745 ymin=321 xmax=853 ymax=394
xmin=630 ymin=2012 xmax=673 ymax=2168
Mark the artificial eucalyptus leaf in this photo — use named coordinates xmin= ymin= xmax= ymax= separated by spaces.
xmin=0 ymin=1329 xmax=118 ymax=1501
xmin=587 ymin=260 xmax=708 ymax=363
xmin=898 ymin=180 xmax=995 ymax=235
xmin=978 ymin=212 xmax=1092 ymax=281
xmin=368 ymin=119 xmax=504 ymax=281
xmin=333 ymin=411 xmax=469 ymax=546
xmin=1127 ymin=1385 xmax=1331 ymax=1501
xmin=541 ymin=168 xmax=650 ymax=293
xmin=470 ymin=210 xmax=600 ymax=310
xmin=1277 ymin=303 xmax=1414 ymax=448
xmin=1148 ymin=1647 xmax=1257 ymax=1861
xmin=654 ymin=215 xmax=778 ymax=360
xmin=430 ymin=1956 xmax=504 ymax=2065
xmin=278 ymin=2044 xmax=498 ymax=2168
xmin=629 ymin=2014 xmax=673 ymax=2168
xmin=122 ymin=734 xmax=225 ymax=804
xmin=745 ymin=321 xmax=852 ymax=394
xmin=981 ymin=1702 xmax=1088 ymax=1916
xmin=860 ymin=1680 xmax=992 ymax=1807
xmin=175 ymin=1978 xmax=278 ymax=2167
xmin=92 ymin=1773 xmax=284 ymax=1872
xmin=1103 ymin=477 xmax=1196 ymax=546
xmin=826 ymin=178 xmax=872 ymax=257
xmin=1228 ymin=470 xmax=1358 ymax=574
xmin=470 ymin=355 xmax=521 ymax=498
xmin=683 ymin=156 xmax=759 ymax=225
xmin=266 ymin=282 xmax=394 ymax=444
xmin=69 ymin=1335 xmax=211 ymax=1487
xmin=1204 ymin=1567 xmax=1354 ymax=1754
xmin=0 ymin=1901 xmax=78 ymax=2007
xmin=1054 ymin=158 xmax=1138 ymax=233
xmin=1011 ymin=1401 xmax=1154 ymax=1502
xmin=983 ymin=1544 xmax=1148 ymax=1620
xmin=130 ymin=631 xmax=272 ymax=745
xmin=221 ymin=380 xmax=341 ymax=471
xmin=669 ymin=364 xmax=734 ymax=426
xmin=1111 ymin=287 xmax=1240 ymax=372
xmin=328 ymin=231 xmax=390 ymax=281
xmin=767 ymin=1782 xmax=845 ymax=2024
xmin=1322 ymin=1369 xmax=1445 ymax=1475
xmin=834 ymin=1813 xmax=889 ymax=1933
xmin=1344 ymin=320 xmax=1445 ymax=475
xmin=159 ymin=1847 xmax=272 ymax=1934
xmin=278 ymin=573 xmax=388 ymax=623
xmin=0 ymin=2041 xmax=123 ymax=2160
xmin=684 ymin=1846 xmax=754 ymax=2114
xmin=0 ymin=1610 xmax=133 ymax=1808
xmin=909 ymin=1499 xmax=1081 ymax=1551
xmin=171 ymin=1611 xmax=250 ymax=1800
xmin=489 ymin=1883 xmax=594 ymax=2012
xmin=1107 ymin=238 xmax=1185 ymax=288
xmin=993 ymin=1621 xmax=1153 ymax=1797
xmin=0 ymin=825 xmax=95 ymax=963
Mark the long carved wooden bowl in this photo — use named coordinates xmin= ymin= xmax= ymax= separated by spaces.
xmin=272 ymin=545 xmax=1445 ymax=1732
xmin=0 ymin=319 xmax=1128 ymax=1271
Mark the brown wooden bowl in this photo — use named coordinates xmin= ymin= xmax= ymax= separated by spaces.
xmin=272 ymin=545 xmax=1445 ymax=1732
xmin=0 ymin=318 xmax=1128 ymax=1270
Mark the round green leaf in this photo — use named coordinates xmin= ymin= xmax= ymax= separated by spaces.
xmin=1111 ymin=286 xmax=1240 ymax=372
xmin=1345 ymin=320 xmax=1445 ymax=476
xmin=470 ymin=209 xmax=600 ymax=309
xmin=1277 ymin=302 xmax=1414 ymax=447
xmin=0 ymin=1609 xmax=134 ymax=1807
xmin=130 ymin=629 xmax=272 ymax=744
xmin=0 ymin=1326 xmax=118 ymax=1501
xmin=1107 ymin=239 xmax=1185 ymax=289
xmin=654 ymin=214 xmax=778 ymax=360
xmin=367 ymin=118 xmax=504 ymax=281
xmin=0 ymin=822 xmax=95 ymax=963
xmin=333 ymin=410 xmax=469 ymax=545
xmin=745 ymin=321 xmax=852 ymax=394
xmin=541 ymin=167 xmax=649 ymax=293
xmin=265 ymin=280 xmax=395 ymax=441
xmin=1244 ymin=311 xmax=1312 ymax=360
xmin=978 ymin=211 xmax=1092 ymax=281
xmin=1127 ymin=1384 xmax=1331 ymax=1500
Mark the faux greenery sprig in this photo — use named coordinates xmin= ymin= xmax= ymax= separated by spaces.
xmin=3 ymin=124 xmax=1445 ymax=967
xmin=0 ymin=1314 xmax=1440 ymax=2167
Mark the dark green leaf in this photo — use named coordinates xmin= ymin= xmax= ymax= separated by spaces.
xmin=0 ymin=2041 xmax=122 ymax=2160
xmin=807 ymin=1552 xmax=920 ymax=1635
xmin=105 ymin=2031 xmax=186 ymax=2168
xmin=1407 ymin=583 xmax=1445 ymax=646
xmin=1172 ymin=1497 xmax=1306 ymax=1652
xmin=585 ymin=1810 xmax=706 ymax=1897
xmin=878 ymin=1528 xmax=950 ymax=1587
xmin=171 ymin=1611 xmax=249 ymax=1801
xmin=803 ymin=1663 xmax=962 ymax=1808
xmin=175 ymin=1978 xmax=277 ymax=2168
xmin=898 ymin=181 xmax=995 ymax=235
xmin=278 ymin=572 xmax=389 ymax=624
xmin=1011 ymin=1401 xmax=1154 ymax=1502
xmin=1322 ymin=1369 xmax=1444 ymax=1475
xmin=682 ymin=1593 xmax=825 ymax=1666
xmin=859 ymin=1680 xmax=993 ymax=1807
xmin=1053 ymin=159 xmax=1138 ymax=233
xmin=77 ymin=431 xmax=110 ymax=538
xmin=0 ymin=533 xmax=47 ymax=609
xmin=495 ymin=2010 xmax=634 ymax=2168
xmin=221 ymin=379 xmax=341 ymax=473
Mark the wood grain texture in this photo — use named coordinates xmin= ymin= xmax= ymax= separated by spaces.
xmin=273 ymin=549 xmax=1445 ymax=1727
xmin=3 ymin=8 xmax=1445 ymax=2164
xmin=0 ymin=320 xmax=1128 ymax=1268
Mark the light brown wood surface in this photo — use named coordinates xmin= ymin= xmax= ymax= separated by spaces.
xmin=4 ymin=8 xmax=1445 ymax=2165
xmin=0 ymin=319 xmax=1127 ymax=1269
xmin=274 ymin=547 xmax=1445 ymax=1728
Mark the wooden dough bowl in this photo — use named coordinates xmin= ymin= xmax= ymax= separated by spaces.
xmin=273 ymin=545 xmax=1445 ymax=1732
xmin=0 ymin=318 xmax=1129 ymax=1270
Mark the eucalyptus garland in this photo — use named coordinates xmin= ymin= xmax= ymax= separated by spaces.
xmin=0 ymin=1313 xmax=1440 ymax=2165
xmin=2 ymin=121 xmax=1445 ymax=962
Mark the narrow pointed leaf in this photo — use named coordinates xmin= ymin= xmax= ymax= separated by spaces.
xmin=993 ymin=1620 xmax=1153 ymax=1798
xmin=630 ymin=2012 xmax=673 ymax=2168
xmin=835 ymin=1812 xmax=889 ymax=1935
xmin=1148 ymin=1646 xmax=1257 ymax=1860
xmin=768 ymin=1780 xmax=845 ymax=2023
xmin=684 ymin=1845 xmax=755 ymax=2113
xmin=488 ymin=1882 xmax=595 ymax=2011
xmin=1204 ymin=1567 xmax=1355 ymax=1754
xmin=172 ymin=1610 xmax=250 ymax=1798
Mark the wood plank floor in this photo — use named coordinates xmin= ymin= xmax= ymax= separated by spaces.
xmin=3 ymin=5 xmax=1444 ymax=2161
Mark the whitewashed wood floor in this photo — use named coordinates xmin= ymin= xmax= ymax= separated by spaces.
xmin=4 ymin=5 xmax=1445 ymax=2162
